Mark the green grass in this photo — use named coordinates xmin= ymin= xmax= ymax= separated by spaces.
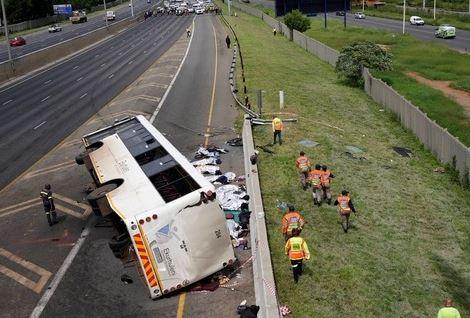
xmin=303 ymin=18 xmax=470 ymax=146
xmin=217 ymin=1 xmax=470 ymax=317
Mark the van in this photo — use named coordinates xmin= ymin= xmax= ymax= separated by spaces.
xmin=106 ymin=11 xmax=115 ymax=21
xmin=409 ymin=16 xmax=424 ymax=25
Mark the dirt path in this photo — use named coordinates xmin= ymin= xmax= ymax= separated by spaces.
xmin=406 ymin=71 xmax=470 ymax=115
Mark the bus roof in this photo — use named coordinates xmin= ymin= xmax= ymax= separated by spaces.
xmin=86 ymin=116 xmax=215 ymax=220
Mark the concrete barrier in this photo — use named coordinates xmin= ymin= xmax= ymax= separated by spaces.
xmin=0 ymin=10 xmax=147 ymax=84
xmin=242 ymin=115 xmax=281 ymax=318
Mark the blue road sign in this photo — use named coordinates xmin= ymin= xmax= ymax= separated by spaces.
xmin=53 ymin=4 xmax=73 ymax=15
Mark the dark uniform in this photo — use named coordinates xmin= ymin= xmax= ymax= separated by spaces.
xmin=40 ymin=185 xmax=57 ymax=226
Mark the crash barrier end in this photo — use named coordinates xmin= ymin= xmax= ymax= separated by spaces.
xmin=242 ymin=114 xmax=281 ymax=318
xmin=232 ymin=0 xmax=470 ymax=183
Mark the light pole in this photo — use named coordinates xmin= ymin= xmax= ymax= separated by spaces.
xmin=402 ymin=0 xmax=406 ymax=34
xmin=362 ymin=0 xmax=365 ymax=12
xmin=324 ymin=0 xmax=327 ymax=28
xmin=130 ymin=0 xmax=134 ymax=17
xmin=103 ymin=0 xmax=108 ymax=28
xmin=423 ymin=0 xmax=425 ymax=9
xmin=228 ymin=0 xmax=231 ymax=16
xmin=0 ymin=0 xmax=12 ymax=64
xmin=433 ymin=0 xmax=436 ymax=19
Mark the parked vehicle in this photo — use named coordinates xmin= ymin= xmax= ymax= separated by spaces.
xmin=77 ymin=116 xmax=235 ymax=299
xmin=48 ymin=24 xmax=62 ymax=33
xmin=156 ymin=6 xmax=165 ymax=13
xmin=435 ymin=25 xmax=456 ymax=38
xmin=335 ymin=11 xmax=345 ymax=16
xmin=70 ymin=10 xmax=87 ymax=23
xmin=195 ymin=6 xmax=204 ymax=14
xmin=9 ymin=37 xmax=26 ymax=47
xmin=409 ymin=16 xmax=424 ymax=25
xmin=106 ymin=11 xmax=116 ymax=21
xmin=354 ymin=12 xmax=365 ymax=19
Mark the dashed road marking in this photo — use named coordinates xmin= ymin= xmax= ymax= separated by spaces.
xmin=43 ymin=80 xmax=52 ymax=85
xmin=73 ymin=66 xmax=79 ymax=70
xmin=80 ymin=93 xmax=88 ymax=99
xmin=100 ymin=63 xmax=106 ymax=67
xmin=2 ymin=99 xmax=13 ymax=105
xmin=40 ymin=96 xmax=50 ymax=102
xmin=76 ymin=77 xmax=83 ymax=82
xmin=0 ymin=248 xmax=52 ymax=294
xmin=108 ymin=74 xmax=114 ymax=79
xmin=128 ymin=60 xmax=133 ymax=65
xmin=33 ymin=121 xmax=47 ymax=130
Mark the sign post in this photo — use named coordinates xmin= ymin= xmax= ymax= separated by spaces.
xmin=279 ymin=91 xmax=284 ymax=110
xmin=1 ymin=0 xmax=12 ymax=65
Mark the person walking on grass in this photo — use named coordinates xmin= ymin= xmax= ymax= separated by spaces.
xmin=334 ymin=190 xmax=357 ymax=233
xmin=437 ymin=298 xmax=461 ymax=318
xmin=321 ymin=165 xmax=334 ymax=204
xmin=281 ymin=205 xmax=305 ymax=241
xmin=285 ymin=228 xmax=310 ymax=283
xmin=272 ymin=115 xmax=283 ymax=145
xmin=295 ymin=151 xmax=311 ymax=190
xmin=273 ymin=27 xmax=277 ymax=36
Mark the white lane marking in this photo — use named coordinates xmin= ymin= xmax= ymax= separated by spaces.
xmin=44 ymin=79 xmax=52 ymax=85
xmin=76 ymin=77 xmax=83 ymax=82
xmin=100 ymin=63 xmax=106 ymax=67
xmin=150 ymin=17 xmax=195 ymax=123
xmin=79 ymin=93 xmax=88 ymax=99
xmin=40 ymin=96 xmax=50 ymax=102
xmin=2 ymin=99 xmax=12 ymax=105
xmin=73 ymin=66 xmax=79 ymax=70
xmin=108 ymin=74 xmax=114 ymax=79
xmin=118 ymin=52 xmax=123 ymax=55
xmin=33 ymin=121 xmax=47 ymax=130
xmin=144 ymin=50 xmax=147 ymax=54
xmin=30 ymin=219 xmax=93 ymax=318
xmin=128 ymin=60 xmax=133 ymax=64
xmin=95 ymin=54 xmax=100 ymax=58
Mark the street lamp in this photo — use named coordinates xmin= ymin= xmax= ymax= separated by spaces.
xmin=433 ymin=0 xmax=436 ymax=19
xmin=0 ymin=0 xmax=12 ymax=64
xmin=130 ymin=0 xmax=134 ymax=17
xmin=402 ymin=0 xmax=406 ymax=34
xmin=103 ymin=0 xmax=108 ymax=28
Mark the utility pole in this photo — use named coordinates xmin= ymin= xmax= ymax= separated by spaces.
xmin=131 ymin=0 xmax=134 ymax=17
xmin=423 ymin=0 xmax=425 ymax=9
xmin=343 ymin=0 xmax=347 ymax=28
xmin=362 ymin=0 xmax=365 ymax=12
xmin=0 ymin=0 xmax=12 ymax=64
xmin=103 ymin=0 xmax=108 ymax=28
xmin=433 ymin=0 xmax=436 ymax=19
xmin=402 ymin=0 xmax=406 ymax=34
xmin=228 ymin=0 xmax=231 ymax=16
xmin=324 ymin=0 xmax=327 ymax=28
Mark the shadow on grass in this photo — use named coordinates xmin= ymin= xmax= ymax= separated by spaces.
xmin=431 ymin=253 xmax=470 ymax=313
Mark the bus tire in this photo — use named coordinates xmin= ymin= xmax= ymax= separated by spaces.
xmin=87 ymin=183 xmax=118 ymax=216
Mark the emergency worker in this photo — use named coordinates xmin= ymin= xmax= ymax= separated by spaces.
xmin=281 ymin=205 xmax=305 ymax=240
xmin=285 ymin=228 xmax=310 ymax=283
xmin=40 ymin=184 xmax=57 ymax=226
xmin=295 ymin=151 xmax=311 ymax=190
xmin=272 ymin=115 xmax=284 ymax=145
xmin=308 ymin=164 xmax=324 ymax=206
xmin=334 ymin=190 xmax=357 ymax=233
xmin=437 ymin=298 xmax=461 ymax=318
xmin=321 ymin=165 xmax=334 ymax=204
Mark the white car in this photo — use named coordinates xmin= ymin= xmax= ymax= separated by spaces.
xmin=48 ymin=24 xmax=62 ymax=33
xmin=195 ymin=7 xmax=204 ymax=14
xmin=410 ymin=16 xmax=424 ymax=25
xmin=354 ymin=12 xmax=365 ymax=19
xmin=188 ymin=7 xmax=195 ymax=12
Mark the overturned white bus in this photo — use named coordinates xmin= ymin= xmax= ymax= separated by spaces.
xmin=76 ymin=115 xmax=235 ymax=298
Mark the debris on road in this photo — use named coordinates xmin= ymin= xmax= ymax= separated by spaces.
xmin=216 ymin=185 xmax=249 ymax=210
xmin=393 ymin=146 xmax=413 ymax=158
xmin=227 ymin=137 xmax=243 ymax=147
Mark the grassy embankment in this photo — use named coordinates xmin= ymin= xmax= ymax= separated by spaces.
xmin=303 ymin=19 xmax=470 ymax=146
xmin=217 ymin=2 xmax=470 ymax=317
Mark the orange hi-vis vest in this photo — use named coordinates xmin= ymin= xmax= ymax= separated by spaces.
xmin=285 ymin=237 xmax=310 ymax=260
xmin=309 ymin=169 xmax=323 ymax=188
xmin=272 ymin=118 xmax=283 ymax=131
xmin=282 ymin=212 xmax=304 ymax=235
xmin=296 ymin=156 xmax=310 ymax=172
xmin=321 ymin=170 xmax=331 ymax=187
xmin=337 ymin=195 xmax=351 ymax=214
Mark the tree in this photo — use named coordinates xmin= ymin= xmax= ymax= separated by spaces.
xmin=284 ymin=9 xmax=311 ymax=33
xmin=335 ymin=42 xmax=393 ymax=87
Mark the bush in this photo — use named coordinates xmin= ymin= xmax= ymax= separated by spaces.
xmin=335 ymin=41 xmax=393 ymax=86
xmin=284 ymin=9 xmax=311 ymax=33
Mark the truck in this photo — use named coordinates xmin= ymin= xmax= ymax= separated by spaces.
xmin=106 ymin=11 xmax=116 ymax=21
xmin=76 ymin=116 xmax=235 ymax=299
xmin=70 ymin=10 xmax=87 ymax=24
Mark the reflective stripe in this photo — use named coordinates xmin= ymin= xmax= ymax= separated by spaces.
xmin=288 ymin=237 xmax=305 ymax=260
xmin=133 ymin=233 xmax=158 ymax=288
xmin=338 ymin=196 xmax=351 ymax=213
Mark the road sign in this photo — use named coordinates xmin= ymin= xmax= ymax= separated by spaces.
xmin=53 ymin=4 xmax=72 ymax=15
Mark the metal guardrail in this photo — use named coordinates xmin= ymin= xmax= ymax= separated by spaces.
xmin=242 ymin=115 xmax=281 ymax=318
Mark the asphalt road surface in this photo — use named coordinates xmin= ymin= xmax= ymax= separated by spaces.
xmin=244 ymin=0 xmax=470 ymax=52
xmin=0 ymin=0 xmax=155 ymax=62
xmin=0 ymin=14 xmax=192 ymax=191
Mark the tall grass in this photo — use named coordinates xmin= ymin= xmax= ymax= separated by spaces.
xmin=218 ymin=2 xmax=470 ymax=317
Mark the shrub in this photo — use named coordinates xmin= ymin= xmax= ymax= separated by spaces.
xmin=284 ymin=9 xmax=311 ymax=33
xmin=335 ymin=41 xmax=393 ymax=86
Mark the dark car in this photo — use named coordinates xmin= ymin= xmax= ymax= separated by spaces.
xmin=335 ymin=11 xmax=345 ymax=16
xmin=9 ymin=37 xmax=26 ymax=47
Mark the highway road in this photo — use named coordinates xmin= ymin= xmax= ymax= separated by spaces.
xmin=245 ymin=0 xmax=470 ymax=52
xmin=0 ymin=0 xmax=155 ymax=62
xmin=0 ymin=14 xmax=192 ymax=191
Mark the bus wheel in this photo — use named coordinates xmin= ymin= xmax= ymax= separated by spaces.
xmin=87 ymin=183 xmax=118 ymax=216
